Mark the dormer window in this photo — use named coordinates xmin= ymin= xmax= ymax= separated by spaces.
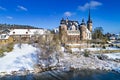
xmin=13 ymin=32 xmax=15 ymax=34
xmin=26 ymin=32 xmax=28 ymax=34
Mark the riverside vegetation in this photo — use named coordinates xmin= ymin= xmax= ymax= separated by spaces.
xmin=0 ymin=43 xmax=14 ymax=57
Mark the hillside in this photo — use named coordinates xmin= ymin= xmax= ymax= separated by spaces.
xmin=0 ymin=24 xmax=41 ymax=30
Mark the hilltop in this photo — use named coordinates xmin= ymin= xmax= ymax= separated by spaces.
xmin=0 ymin=24 xmax=41 ymax=30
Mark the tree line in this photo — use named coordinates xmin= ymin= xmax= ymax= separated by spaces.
xmin=0 ymin=23 xmax=40 ymax=30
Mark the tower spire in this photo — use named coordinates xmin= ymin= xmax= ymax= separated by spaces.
xmin=88 ymin=8 xmax=92 ymax=23
xmin=88 ymin=8 xmax=90 ymax=21
xmin=87 ymin=8 xmax=92 ymax=32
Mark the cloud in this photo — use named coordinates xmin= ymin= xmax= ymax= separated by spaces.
xmin=6 ymin=16 xmax=13 ymax=19
xmin=64 ymin=11 xmax=75 ymax=17
xmin=78 ymin=1 xmax=102 ymax=11
xmin=17 ymin=5 xmax=28 ymax=11
xmin=0 ymin=6 xmax=6 ymax=11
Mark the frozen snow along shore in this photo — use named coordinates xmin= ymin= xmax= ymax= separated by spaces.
xmin=104 ymin=53 xmax=120 ymax=59
xmin=0 ymin=44 xmax=39 ymax=74
xmin=0 ymin=43 xmax=120 ymax=76
xmin=57 ymin=52 xmax=120 ymax=73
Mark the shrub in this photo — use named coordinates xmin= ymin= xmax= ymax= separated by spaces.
xmin=102 ymin=46 xmax=106 ymax=49
xmin=65 ymin=46 xmax=72 ymax=53
xmin=0 ymin=49 xmax=5 ymax=57
xmin=0 ymin=53 xmax=4 ymax=57
xmin=110 ymin=44 xmax=114 ymax=47
xmin=97 ymin=54 xmax=108 ymax=60
xmin=92 ymin=45 xmax=95 ymax=48
xmin=83 ymin=49 xmax=90 ymax=57
xmin=116 ymin=45 xmax=120 ymax=48
xmin=6 ymin=45 xmax=13 ymax=52
xmin=0 ymin=43 xmax=14 ymax=57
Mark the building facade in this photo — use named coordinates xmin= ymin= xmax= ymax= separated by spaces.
xmin=59 ymin=11 xmax=92 ymax=44
xmin=0 ymin=28 xmax=50 ymax=44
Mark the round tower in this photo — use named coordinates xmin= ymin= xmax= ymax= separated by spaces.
xmin=59 ymin=18 xmax=67 ymax=32
xmin=80 ymin=19 xmax=87 ymax=40
xmin=59 ymin=18 xmax=68 ymax=44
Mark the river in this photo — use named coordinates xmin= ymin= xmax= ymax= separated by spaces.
xmin=0 ymin=70 xmax=120 ymax=80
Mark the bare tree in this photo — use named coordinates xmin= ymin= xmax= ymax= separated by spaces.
xmin=37 ymin=33 xmax=61 ymax=67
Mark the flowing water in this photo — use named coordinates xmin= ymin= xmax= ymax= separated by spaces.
xmin=0 ymin=70 xmax=120 ymax=80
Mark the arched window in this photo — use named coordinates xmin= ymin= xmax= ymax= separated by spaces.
xmin=71 ymin=25 xmax=76 ymax=30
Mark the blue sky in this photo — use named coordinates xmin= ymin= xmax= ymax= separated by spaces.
xmin=0 ymin=0 xmax=120 ymax=34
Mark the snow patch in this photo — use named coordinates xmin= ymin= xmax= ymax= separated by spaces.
xmin=71 ymin=48 xmax=80 ymax=52
xmin=0 ymin=44 xmax=38 ymax=74
xmin=104 ymin=53 xmax=120 ymax=59
xmin=84 ymin=47 xmax=120 ymax=51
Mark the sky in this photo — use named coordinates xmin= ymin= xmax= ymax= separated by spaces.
xmin=0 ymin=0 xmax=120 ymax=34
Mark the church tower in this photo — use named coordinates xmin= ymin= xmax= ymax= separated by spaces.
xmin=87 ymin=9 xmax=92 ymax=32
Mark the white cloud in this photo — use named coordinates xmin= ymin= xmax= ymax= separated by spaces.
xmin=17 ymin=5 xmax=28 ymax=11
xmin=6 ymin=16 xmax=13 ymax=19
xmin=90 ymin=1 xmax=102 ymax=8
xmin=78 ymin=1 xmax=102 ymax=11
xmin=64 ymin=11 xmax=75 ymax=17
xmin=0 ymin=6 xmax=6 ymax=11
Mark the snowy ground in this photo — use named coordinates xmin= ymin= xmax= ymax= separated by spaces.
xmin=0 ymin=44 xmax=120 ymax=75
xmin=59 ymin=46 xmax=120 ymax=73
xmin=104 ymin=53 xmax=120 ymax=59
xmin=58 ymin=52 xmax=120 ymax=73
xmin=71 ymin=47 xmax=120 ymax=52
xmin=85 ymin=47 xmax=120 ymax=51
xmin=0 ymin=44 xmax=39 ymax=74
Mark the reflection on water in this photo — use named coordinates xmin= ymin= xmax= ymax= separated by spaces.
xmin=1 ymin=70 xmax=120 ymax=80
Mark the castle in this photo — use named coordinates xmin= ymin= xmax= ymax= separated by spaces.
xmin=59 ymin=10 xmax=92 ymax=44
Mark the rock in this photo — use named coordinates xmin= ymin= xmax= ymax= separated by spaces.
xmin=11 ymin=71 xmax=17 ymax=75
xmin=114 ymin=59 xmax=120 ymax=62
xmin=97 ymin=54 xmax=108 ymax=60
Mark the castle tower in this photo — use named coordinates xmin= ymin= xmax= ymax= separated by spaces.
xmin=59 ymin=18 xmax=67 ymax=32
xmin=87 ymin=9 xmax=92 ymax=32
xmin=80 ymin=19 xmax=87 ymax=40
xmin=59 ymin=18 xmax=68 ymax=44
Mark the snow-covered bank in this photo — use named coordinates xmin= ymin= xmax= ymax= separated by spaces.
xmin=57 ymin=52 xmax=120 ymax=73
xmin=83 ymin=47 xmax=120 ymax=51
xmin=104 ymin=53 xmax=120 ymax=59
xmin=71 ymin=47 xmax=120 ymax=52
xmin=0 ymin=43 xmax=120 ymax=76
xmin=0 ymin=44 xmax=39 ymax=74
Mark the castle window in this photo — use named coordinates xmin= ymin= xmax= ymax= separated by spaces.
xmin=76 ymin=27 xmax=77 ymax=30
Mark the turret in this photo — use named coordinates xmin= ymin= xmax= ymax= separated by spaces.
xmin=81 ymin=19 xmax=86 ymax=26
xmin=60 ymin=18 xmax=65 ymax=24
xmin=59 ymin=18 xmax=68 ymax=44
xmin=80 ymin=19 xmax=87 ymax=40
xmin=87 ymin=9 xmax=92 ymax=32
